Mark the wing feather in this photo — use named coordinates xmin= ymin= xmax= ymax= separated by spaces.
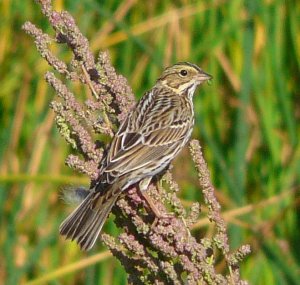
xmin=97 ymin=86 xmax=193 ymax=188
xmin=103 ymin=125 xmax=189 ymax=175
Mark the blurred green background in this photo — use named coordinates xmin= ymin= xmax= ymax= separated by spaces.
xmin=1 ymin=0 xmax=299 ymax=284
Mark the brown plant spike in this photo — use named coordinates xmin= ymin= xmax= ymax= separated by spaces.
xmin=23 ymin=0 xmax=250 ymax=284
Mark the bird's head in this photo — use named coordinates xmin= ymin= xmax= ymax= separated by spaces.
xmin=157 ymin=62 xmax=212 ymax=95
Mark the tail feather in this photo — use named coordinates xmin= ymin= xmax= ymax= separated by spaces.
xmin=59 ymin=191 xmax=120 ymax=251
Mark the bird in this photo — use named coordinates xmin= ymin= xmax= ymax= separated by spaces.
xmin=59 ymin=62 xmax=212 ymax=250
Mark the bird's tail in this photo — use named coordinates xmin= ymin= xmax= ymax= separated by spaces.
xmin=59 ymin=188 xmax=120 ymax=251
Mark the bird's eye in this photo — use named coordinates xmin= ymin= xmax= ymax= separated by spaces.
xmin=179 ymin=69 xmax=188 ymax=76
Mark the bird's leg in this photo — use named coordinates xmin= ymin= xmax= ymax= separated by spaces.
xmin=139 ymin=177 xmax=162 ymax=217
xmin=138 ymin=177 xmax=174 ymax=224
xmin=140 ymin=191 xmax=164 ymax=218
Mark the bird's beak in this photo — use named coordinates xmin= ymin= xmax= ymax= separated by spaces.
xmin=198 ymin=71 xmax=213 ymax=81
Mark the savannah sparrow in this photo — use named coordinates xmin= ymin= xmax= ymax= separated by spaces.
xmin=60 ymin=62 xmax=212 ymax=250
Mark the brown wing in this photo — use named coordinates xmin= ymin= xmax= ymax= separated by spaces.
xmin=106 ymin=126 xmax=189 ymax=171
xmin=98 ymin=87 xmax=192 ymax=186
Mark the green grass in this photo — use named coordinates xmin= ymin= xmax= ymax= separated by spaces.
xmin=1 ymin=0 xmax=299 ymax=284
